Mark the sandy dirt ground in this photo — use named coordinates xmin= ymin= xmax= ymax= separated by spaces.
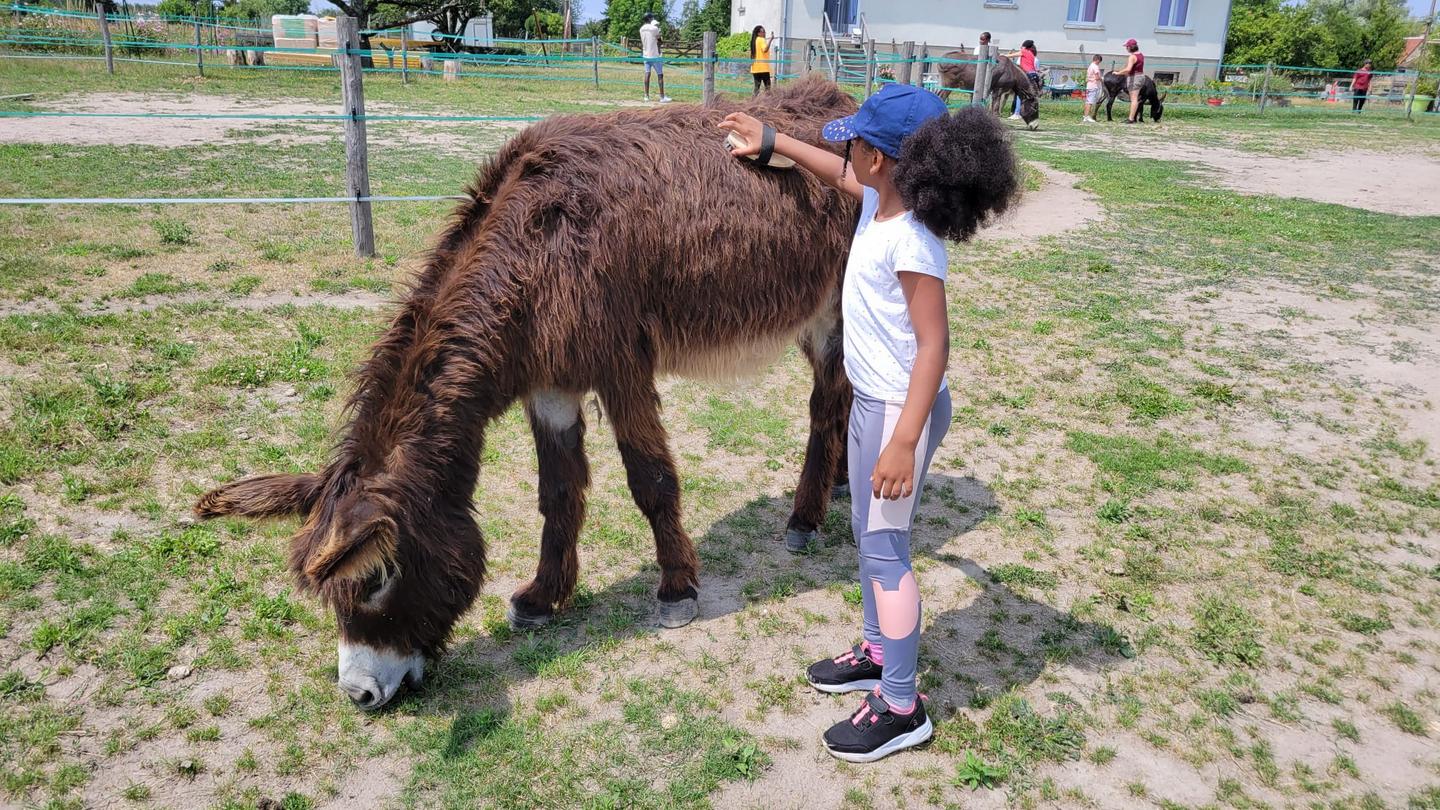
xmin=1047 ymin=132 xmax=1440 ymax=216
xmin=0 ymin=92 xmax=526 ymax=150
xmin=979 ymin=166 xmax=1100 ymax=243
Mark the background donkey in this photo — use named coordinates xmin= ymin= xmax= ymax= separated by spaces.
xmin=936 ymin=51 xmax=1040 ymax=129
xmin=1102 ymin=71 xmax=1167 ymax=122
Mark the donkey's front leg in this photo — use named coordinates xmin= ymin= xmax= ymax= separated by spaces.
xmin=600 ymin=379 xmax=700 ymax=629
xmin=509 ymin=391 xmax=589 ymax=630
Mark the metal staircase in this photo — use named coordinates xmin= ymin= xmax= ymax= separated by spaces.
xmin=819 ymin=12 xmax=870 ymax=85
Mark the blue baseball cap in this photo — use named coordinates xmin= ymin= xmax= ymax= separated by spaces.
xmin=822 ymin=84 xmax=948 ymax=159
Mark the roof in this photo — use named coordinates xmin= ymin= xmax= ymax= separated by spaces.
xmin=1400 ymin=35 xmax=1439 ymax=68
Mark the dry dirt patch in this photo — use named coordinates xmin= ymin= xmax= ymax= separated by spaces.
xmin=1178 ymin=282 xmax=1440 ymax=449
xmin=0 ymin=91 xmax=527 ymax=150
xmin=978 ymin=164 xmax=1101 ymax=242
xmin=1052 ymin=133 xmax=1440 ymax=216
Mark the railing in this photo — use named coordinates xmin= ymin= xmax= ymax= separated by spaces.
xmin=818 ymin=13 xmax=839 ymax=81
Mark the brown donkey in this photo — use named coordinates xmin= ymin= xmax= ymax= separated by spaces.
xmin=196 ymin=77 xmax=861 ymax=709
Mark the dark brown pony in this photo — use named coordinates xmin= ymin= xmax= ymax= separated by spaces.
xmin=1102 ymin=71 xmax=1166 ymax=122
xmin=936 ymin=51 xmax=1040 ymax=128
xmin=196 ymin=78 xmax=861 ymax=709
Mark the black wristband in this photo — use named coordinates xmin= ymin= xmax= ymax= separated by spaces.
xmin=755 ymin=124 xmax=776 ymax=167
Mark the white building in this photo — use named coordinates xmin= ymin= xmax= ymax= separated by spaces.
xmin=734 ymin=0 xmax=1234 ymax=80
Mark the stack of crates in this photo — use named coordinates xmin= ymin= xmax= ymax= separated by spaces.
xmin=271 ymin=14 xmax=318 ymax=50
xmin=270 ymin=14 xmax=334 ymax=65
xmin=316 ymin=17 xmax=339 ymax=50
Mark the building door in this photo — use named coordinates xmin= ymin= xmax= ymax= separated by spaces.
xmin=825 ymin=0 xmax=858 ymax=31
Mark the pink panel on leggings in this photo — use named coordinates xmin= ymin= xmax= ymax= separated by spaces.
xmin=872 ymin=571 xmax=920 ymax=639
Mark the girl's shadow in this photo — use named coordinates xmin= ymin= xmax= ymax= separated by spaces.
xmin=402 ymin=474 xmax=1131 ymax=741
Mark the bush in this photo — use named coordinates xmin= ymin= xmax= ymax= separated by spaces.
xmin=11 ymin=13 xmax=89 ymax=53
xmin=716 ymin=31 xmax=749 ymax=58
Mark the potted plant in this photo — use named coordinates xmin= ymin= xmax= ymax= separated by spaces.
xmin=1413 ymin=75 xmax=1437 ymax=115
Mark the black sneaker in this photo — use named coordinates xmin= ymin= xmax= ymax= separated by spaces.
xmin=823 ymin=689 xmax=933 ymax=763
xmin=806 ymin=643 xmax=883 ymax=694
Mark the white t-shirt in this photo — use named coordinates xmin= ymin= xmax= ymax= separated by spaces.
xmin=1087 ymin=62 xmax=1102 ymax=90
xmin=842 ymin=187 xmax=949 ymax=401
xmin=639 ymin=22 xmax=661 ymax=58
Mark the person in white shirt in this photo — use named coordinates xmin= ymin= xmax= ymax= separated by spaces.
xmin=719 ymin=85 xmax=1017 ymax=763
xmin=1083 ymin=53 xmax=1103 ymax=122
xmin=639 ymin=15 xmax=671 ymax=103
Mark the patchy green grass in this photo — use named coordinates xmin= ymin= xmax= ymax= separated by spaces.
xmin=0 ymin=57 xmax=1437 ymax=810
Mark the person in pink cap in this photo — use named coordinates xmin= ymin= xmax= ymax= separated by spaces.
xmin=1114 ymin=38 xmax=1146 ymax=124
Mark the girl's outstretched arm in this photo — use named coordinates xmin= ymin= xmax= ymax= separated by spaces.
xmin=871 ymin=272 xmax=949 ymax=500
xmin=718 ymin=112 xmax=863 ymax=200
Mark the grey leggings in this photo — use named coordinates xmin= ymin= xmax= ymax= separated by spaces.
xmin=849 ymin=387 xmax=952 ymax=708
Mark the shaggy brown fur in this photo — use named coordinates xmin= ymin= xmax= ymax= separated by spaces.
xmin=197 ymin=77 xmax=861 ymax=659
xmin=936 ymin=52 xmax=1040 ymax=126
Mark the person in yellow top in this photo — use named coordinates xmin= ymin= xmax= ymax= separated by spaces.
xmin=750 ymin=25 xmax=773 ymax=96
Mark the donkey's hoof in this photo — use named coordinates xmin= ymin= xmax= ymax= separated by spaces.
xmin=657 ymin=595 xmax=699 ymax=629
xmin=506 ymin=602 xmax=553 ymax=631
xmin=785 ymin=527 xmax=820 ymax=554
xmin=831 ymin=482 xmax=851 ymax=500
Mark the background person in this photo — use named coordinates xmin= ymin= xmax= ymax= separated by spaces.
xmin=750 ymin=25 xmax=773 ymax=96
xmin=1115 ymin=37 xmax=1145 ymax=123
xmin=1005 ymin=40 xmax=1040 ymax=119
xmin=1352 ymin=60 xmax=1372 ymax=112
xmin=640 ymin=14 xmax=671 ymax=103
xmin=1083 ymin=53 xmax=1103 ymax=122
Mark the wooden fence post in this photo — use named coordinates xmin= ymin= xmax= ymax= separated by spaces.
xmin=975 ymin=44 xmax=993 ymax=108
xmin=194 ymin=17 xmax=204 ymax=78
xmin=401 ymin=27 xmax=409 ymax=84
xmin=702 ymin=31 xmax=716 ymax=105
xmin=97 ymin=2 xmax=113 ymax=74
xmin=591 ymin=36 xmax=600 ymax=88
xmin=1258 ymin=61 xmax=1272 ymax=113
xmin=864 ymin=38 xmax=875 ymax=97
xmin=899 ymin=40 xmax=915 ymax=85
xmin=337 ymin=16 xmax=375 ymax=258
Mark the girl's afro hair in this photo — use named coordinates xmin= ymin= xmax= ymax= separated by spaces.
xmin=893 ymin=106 xmax=1019 ymax=242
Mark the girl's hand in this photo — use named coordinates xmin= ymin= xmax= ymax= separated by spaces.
xmin=718 ymin=112 xmax=764 ymax=158
xmin=871 ymin=440 xmax=916 ymax=500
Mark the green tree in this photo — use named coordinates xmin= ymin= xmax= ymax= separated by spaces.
xmin=678 ymin=0 xmax=700 ymax=39
xmin=216 ymin=0 xmax=310 ymax=22
xmin=694 ymin=0 xmax=728 ymax=36
xmin=1225 ymin=0 xmax=1410 ymax=70
xmin=605 ymin=0 xmax=668 ymax=42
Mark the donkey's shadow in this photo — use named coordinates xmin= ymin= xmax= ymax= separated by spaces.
xmin=397 ymin=474 xmax=1128 ymax=730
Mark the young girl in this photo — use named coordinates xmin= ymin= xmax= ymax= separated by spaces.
xmin=1084 ymin=53 xmax=1103 ymax=123
xmin=1007 ymin=40 xmax=1040 ymax=119
xmin=720 ymin=85 xmax=1016 ymax=762
xmin=750 ymin=25 xmax=772 ymax=97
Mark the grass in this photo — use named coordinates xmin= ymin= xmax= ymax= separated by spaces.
xmin=0 ymin=56 xmax=1437 ymax=810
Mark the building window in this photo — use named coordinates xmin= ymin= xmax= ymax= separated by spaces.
xmin=1067 ymin=0 xmax=1099 ymax=24
xmin=1157 ymin=0 xmax=1188 ymax=28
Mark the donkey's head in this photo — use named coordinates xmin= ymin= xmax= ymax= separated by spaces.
xmin=1018 ymin=94 xmax=1040 ymax=129
xmin=195 ymin=464 xmax=487 ymax=709
xmin=1151 ymin=90 xmax=1167 ymax=122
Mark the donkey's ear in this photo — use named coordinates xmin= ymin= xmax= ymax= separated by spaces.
xmin=194 ymin=473 xmax=324 ymax=520
xmin=302 ymin=501 xmax=397 ymax=585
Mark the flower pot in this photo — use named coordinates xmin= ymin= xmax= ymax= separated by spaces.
xmin=1411 ymin=94 xmax=1434 ymax=115
xmin=1206 ymin=97 xmax=1223 ymax=106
